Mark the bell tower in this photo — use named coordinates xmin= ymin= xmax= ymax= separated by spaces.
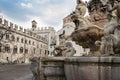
xmin=32 ymin=20 xmax=37 ymax=31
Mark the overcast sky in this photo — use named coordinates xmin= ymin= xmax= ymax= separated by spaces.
xmin=0 ymin=0 xmax=89 ymax=31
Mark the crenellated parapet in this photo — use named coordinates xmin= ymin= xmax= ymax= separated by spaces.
xmin=38 ymin=26 xmax=55 ymax=32
xmin=0 ymin=17 xmax=48 ymax=44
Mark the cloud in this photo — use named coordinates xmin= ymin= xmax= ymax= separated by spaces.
xmin=0 ymin=0 xmax=90 ymax=31
xmin=35 ymin=0 xmax=50 ymax=4
xmin=19 ymin=0 xmax=76 ymax=30
xmin=21 ymin=2 xmax=33 ymax=8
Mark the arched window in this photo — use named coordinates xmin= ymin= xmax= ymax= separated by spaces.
xmin=6 ymin=34 xmax=9 ymax=39
xmin=25 ymin=39 xmax=27 ymax=44
xmin=11 ymin=35 xmax=15 ymax=41
xmin=5 ymin=44 xmax=10 ymax=53
xmin=17 ymin=37 xmax=19 ymax=42
xmin=33 ymin=48 xmax=35 ymax=54
xmin=20 ymin=47 xmax=23 ymax=53
xmin=29 ymin=40 xmax=31 ymax=45
xmin=13 ymin=46 xmax=17 ymax=54
xmin=21 ymin=38 xmax=23 ymax=43
xmin=45 ymin=50 xmax=47 ymax=55
xmin=25 ymin=49 xmax=28 ymax=54
xmin=33 ymin=42 xmax=34 ymax=45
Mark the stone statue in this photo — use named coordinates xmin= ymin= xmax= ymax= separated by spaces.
xmin=53 ymin=30 xmax=66 ymax=56
xmin=30 ymin=57 xmax=40 ymax=80
xmin=100 ymin=0 xmax=108 ymax=5
xmin=97 ymin=17 xmax=115 ymax=55
xmin=71 ymin=0 xmax=90 ymax=30
xmin=53 ymin=42 xmax=76 ymax=57
xmin=100 ymin=35 xmax=115 ymax=55
xmin=106 ymin=1 xmax=113 ymax=21
xmin=59 ymin=30 xmax=66 ymax=46
xmin=53 ymin=31 xmax=76 ymax=57
xmin=75 ymin=0 xmax=87 ymax=17
xmin=71 ymin=25 xmax=104 ymax=51
xmin=62 ymin=42 xmax=76 ymax=57
xmin=109 ymin=0 xmax=120 ymax=26
xmin=98 ymin=0 xmax=120 ymax=55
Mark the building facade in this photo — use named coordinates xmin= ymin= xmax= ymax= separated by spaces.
xmin=0 ymin=18 xmax=49 ymax=63
xmin=33 ymin=26 xmax=56 ymax=55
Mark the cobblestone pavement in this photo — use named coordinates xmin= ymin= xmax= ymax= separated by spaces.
xmin=0 ymin=64 xmax=32 ymax=80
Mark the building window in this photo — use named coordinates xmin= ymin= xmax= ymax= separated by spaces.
xmin=20 ymin=47 xmax=23 ymax=53
xmin=17 ymin=37 xmax=19 ymax=42
xmin=48 ymin=51 xmax=49 ymax=55
xmin=6 ymin=34 xmax=9 ymax=39
xmin=25 ymin=49 xmax=28 ymax=54
xmin=21 ymin=38 xmax=23 ymax=43
xmin=29 ymin=40 xmax=31 ymax=45
xmin=33 ymin=42 xmax=34 ymax=45
xmin=33 ymin=48 xmax=35 ymax=54
xmin=13 ymin=46 xmax=17 ymax=54
xmin=5 ymin=46 xmax=10 ymax=53
xmin=25 ymin=39 xmax=27 ymax=44
xmin=45 ymin=50 xmax=47 ymax=55
xmin=5 ymin=44 xmax=10 ymax=53
xmin=11 ymin=35 xmax=15 ymax=41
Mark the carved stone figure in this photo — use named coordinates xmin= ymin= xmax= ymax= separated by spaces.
xmin=59 ymin=30 xmax=66 ymax=47
xmin=30 ymin=57 xmax=40 ymax=80
xmin=109 ymin=0 xmax=120 ymax=26
xmin=71 ymin=0 xmax=91 ymax=30
xmin=75 ymin=0 xmax=87 ymax=17
xmin=53 ymin=30 xmax=76 ymax=57
xmin=53 ymin=30 xmax=66 ymax=56
xmin=99 ymin=0 xmax=120 ymax=55
xmin=101 ymin=35 xmax=115 ymax=55
xmin=62 ymin=42 xmax=76 ymax=57
xmin=71 ymin=25 xmax=104 ymax=52
xmin=87 ymin=0 xmax=108 ymax=27
xmin=106 ymin=1 xmax=113 ymax=21
xmin=53 ymin=42 xmax=76 ymax=57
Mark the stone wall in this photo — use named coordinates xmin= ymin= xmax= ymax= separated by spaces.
xmin=40 ymin=57 xmax=120 ymax=80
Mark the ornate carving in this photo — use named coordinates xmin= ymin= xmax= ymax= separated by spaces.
xmin=71 ymin=0 xmax=91 ymax=30
xmin=71 ymin=25 xmax=104 ymax=52
xmin=87 ymin=0 xmax=108 ymax=27
xmin=97 ymin=0 xmax=120 ymax=56
xmin=53 ymin=31 xmax=76 ymax=57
